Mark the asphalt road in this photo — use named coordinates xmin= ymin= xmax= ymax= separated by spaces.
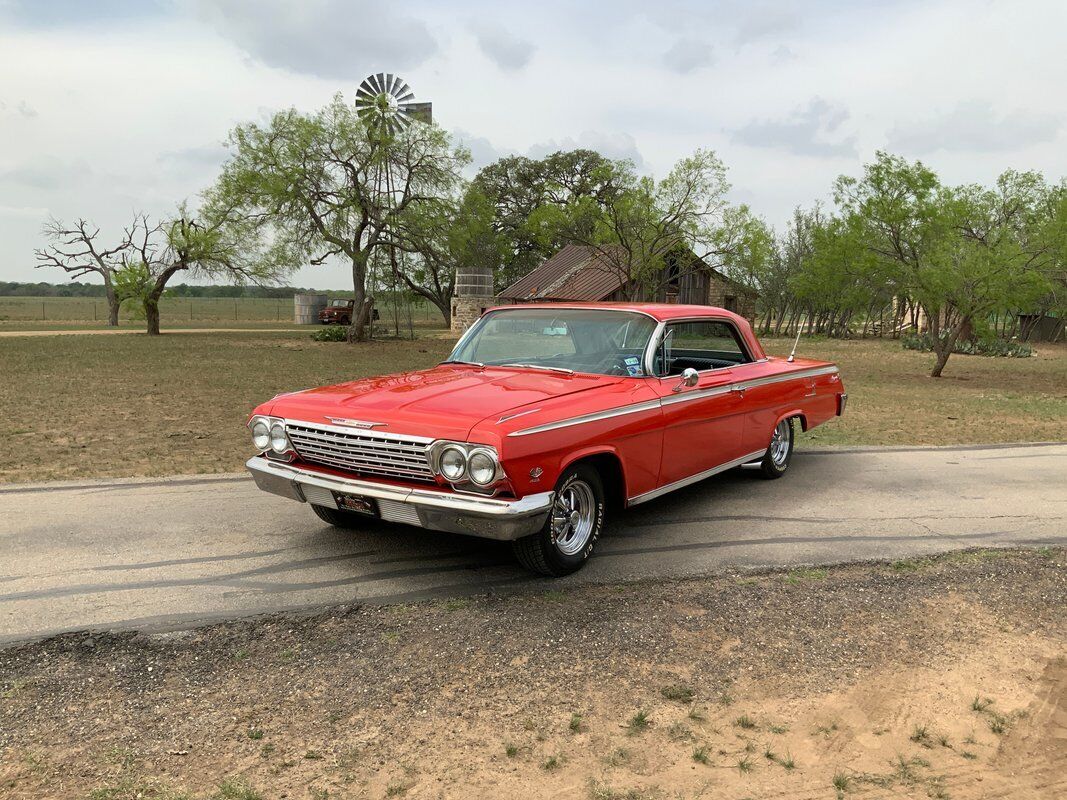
xmin=1 ymin=443 xmax=1064 ymax=646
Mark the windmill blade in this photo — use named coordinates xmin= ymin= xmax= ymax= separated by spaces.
xmin=395 ymin=89 xmax=415 ymax=104
xmin=393 ymin=81 xmax=411 ymax=100
xmin=375 ymin=73 xmax=387 ymax=96
xmin=359 ymin=75 xmax=378 ymax=95
xmin=387 ymin=74 xmax=401 ymax=96
xmin=355 ymin=86 xmax=376 ymax=102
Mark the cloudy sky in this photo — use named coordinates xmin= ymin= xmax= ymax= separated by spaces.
xmin=1 ymin=0 xmax=1064 ymax=288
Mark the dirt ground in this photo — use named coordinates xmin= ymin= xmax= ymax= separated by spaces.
xmin=1 ymin=548 xmax=1064 ymax=799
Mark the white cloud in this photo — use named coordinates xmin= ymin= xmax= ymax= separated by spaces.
xmin=528 ymin=131 xmax=646 ymax=170
xmin=887 ymin=101 xmax=1061 ymax=154
xmin=469 ymin=21 xmax=535 ymax=71
xmin=730 ymin=98 xmax=857 ymax=158
xmin=662 ymin=38 xmax=713 ymax=74
xmin=193 ymin=0 xmax=439 ymax=79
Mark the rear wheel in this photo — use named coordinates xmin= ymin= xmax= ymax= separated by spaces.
xmin=759 ymin=418 xmax=794 ymax=479
xmin=311 ymin=503 xmax=365 ymax=528
xmin=512 ymin=464 xmax=605 ymax=576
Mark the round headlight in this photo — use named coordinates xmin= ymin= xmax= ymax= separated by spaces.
xmin=251 ymin=419 xmax=270 ymax=451
xmin=468 ymin=451 xmax=497 ymax=486
xmin=269 ymin=421 xmax=289 ymax=453
xmin=439 ymin=446 xmax=467 ymax=480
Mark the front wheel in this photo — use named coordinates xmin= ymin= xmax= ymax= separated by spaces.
xmin=512 ymin=464 xmax=605 ymax=576
xmin=759 ymin=418 xmax=794 ymax=479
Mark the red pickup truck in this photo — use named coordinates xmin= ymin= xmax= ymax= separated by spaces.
xmin=248 ymin=304 xmax=846 ymax=574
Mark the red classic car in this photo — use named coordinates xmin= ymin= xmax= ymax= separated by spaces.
xmin=247 ymin=304 xmax=846 ymax=575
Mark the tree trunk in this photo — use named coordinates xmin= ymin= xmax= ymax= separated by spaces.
xmin=103 ymin=274 xmax=120 ymax=327
xmin=145 ymin=296 xmax=162 ymax=336
xmin=347 ymin=254 xmax=370 ymax=342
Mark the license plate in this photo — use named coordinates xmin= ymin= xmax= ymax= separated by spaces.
xmin=334 ymin=493 xmax=378 ymax=516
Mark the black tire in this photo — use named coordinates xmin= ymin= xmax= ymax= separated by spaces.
xmin=311 ymin=503 xmax=365 ymax=528
xmin=512 ymin=464 xmax=605 ymax=576
xmin=759 ymin=417 xmax=794 ymax=479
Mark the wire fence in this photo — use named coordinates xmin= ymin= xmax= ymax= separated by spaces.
xmin=0 ymin=296 xmax=444 ymax=326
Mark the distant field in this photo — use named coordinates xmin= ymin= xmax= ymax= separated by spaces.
xmin=0 ymin=295 xmax=444 ymax=327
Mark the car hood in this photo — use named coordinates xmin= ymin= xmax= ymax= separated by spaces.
xmin=264 ymin=365 xmax=621 ymax=440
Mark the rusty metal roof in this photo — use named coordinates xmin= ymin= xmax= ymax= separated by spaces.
xmin=498 ymin=244 xmax=628 ymax=302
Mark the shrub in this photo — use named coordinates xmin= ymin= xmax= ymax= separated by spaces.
xmin=902 ymin=332 xmax=1032 ymax=358
xmin=312 ymin=325 xmax=348 ymax=342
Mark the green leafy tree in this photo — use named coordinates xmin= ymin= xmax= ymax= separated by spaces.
xmin=835 ymin=152 xmax=1062 ymax=376
xmin=207 ymin=94 xmax=468 ymax=341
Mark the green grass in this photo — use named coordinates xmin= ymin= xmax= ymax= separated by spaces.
xmin=626 ymin=710 xmax=651 ymax=735
xmin=757 ymin=336 xmax=1067 ymax=449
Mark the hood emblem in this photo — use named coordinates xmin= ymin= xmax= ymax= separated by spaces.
xmin=326 ymin=417 xmax=387 ymax=430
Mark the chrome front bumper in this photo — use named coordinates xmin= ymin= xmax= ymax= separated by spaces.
xmin=246 ymin=456 xmax=553 ymax=541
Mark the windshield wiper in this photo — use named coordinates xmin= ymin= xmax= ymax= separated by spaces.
xmin=440 ymin=359 xmax=484 ymax=368
xmin=500 ymin=363 xmax=575 ymax=375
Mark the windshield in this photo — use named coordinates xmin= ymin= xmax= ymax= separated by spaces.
xmin=448 ymin=308 xmax=657 ymax=377
xmin=330 ymin=300 xmax=348 ymax=307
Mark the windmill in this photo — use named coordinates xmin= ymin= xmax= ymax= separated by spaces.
xmin=355 ymin=74 xmax=433 ymax=335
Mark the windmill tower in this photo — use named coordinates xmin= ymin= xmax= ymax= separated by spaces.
xmin=354 ymin=74 xmax=432 ymax=334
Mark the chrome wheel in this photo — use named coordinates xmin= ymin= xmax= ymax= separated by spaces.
xmin=770 ymin=419 xmax=791 ymax=467
xmin=550 ymin=480 xmax=596 ymax=556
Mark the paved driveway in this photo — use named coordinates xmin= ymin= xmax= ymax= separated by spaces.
xmin=1 ymin=443 xmax=1064 ymax=645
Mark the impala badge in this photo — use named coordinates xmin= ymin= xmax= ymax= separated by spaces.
xmin=529 ymin=466 xmax=543 ymax=482
xmin=326 ymin=417 xmax=387 ymax=430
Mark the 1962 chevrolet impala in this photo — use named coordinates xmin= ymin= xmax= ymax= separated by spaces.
xmin=247 ymin=304 xmax=846 ymax=575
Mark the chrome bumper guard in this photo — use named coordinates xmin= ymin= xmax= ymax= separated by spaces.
xmin=246 ymin=456 xmax=553 ymax=541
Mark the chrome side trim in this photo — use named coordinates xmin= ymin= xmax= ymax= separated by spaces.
xmin=627 ymin=449 xmax=769 ymax=506
xmin=508 ymin=366 xmax=840 ymax=436
xmin=508 ymin=399 xmax=663 ymax=437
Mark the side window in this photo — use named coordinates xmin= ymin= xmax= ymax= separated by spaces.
xmin=657 ymin=320 xmax=751 ymax=376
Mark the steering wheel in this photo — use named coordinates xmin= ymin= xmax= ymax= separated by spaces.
xmin=604 ymin=355 xmax=633 ymax=376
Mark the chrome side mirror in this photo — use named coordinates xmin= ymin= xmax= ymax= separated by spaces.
xmin=672 ymin=367 xmax=699 ymax=393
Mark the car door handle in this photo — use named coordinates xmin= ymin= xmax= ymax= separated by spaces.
xmin=729 ymin=385 xmax=746 ymax=395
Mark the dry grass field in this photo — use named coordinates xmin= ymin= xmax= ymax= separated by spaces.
xmin=0 ymin=331 xmax=1063 ymax=483
xmin=1 ymin=549 xmax=1064 ymax=799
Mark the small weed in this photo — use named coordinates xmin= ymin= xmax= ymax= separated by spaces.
xmin=963 ymin=731 xmax=977 ymax=744
xmin=627 ymin=711 xmax=651 ymax=735
xmin=569 ymin=713 xmax=584 ymax=734
xmin=604 ymin=747 xmax=631 ymax=767
xmin=541 ymin=590 xmax=567 ymax=602
xmin=326 ymin=710 xmax=342 ymax=724
xmin=303 ymin=750 xmax=323 ymax=760
xmin=667 ymin=722 xmax=693 ymax=742
xmin=734 ymin=714 xmax=757 ymax=730
xmin=960 ymin=750 xmax=978 ymax=760
xmin=971 ymin=696 xmax=994 ymax=713
xmin=380 ymin=631 xmax=400 ymax=644
xmin=660 ymin=683 xmax=695 ymax=703
xmin=687 ymin=706 xmax=707 ymax=721
xmin=891 ymin=557 xmax=933 ymax=572
xmin=814 ymin=722 xmax=839 ymax=737
xmin=1 ymin=678 xmax=33 ymax=699
xmin=385 ymin=782 xmax=410 ymax=797
xmin=588 ymin=782 xmax=660 ymax=800
xmin=246 ymin=727 xmax=263 ymax=741
xmin=692 ymin=745 xmax=710 ymax=764
xmin=769 ymin=724 xmax=788 ymax=735
xmin=542 ymin=755 xmax=561 ymax=771
xmin=505 ymin=743 xmax=519 ymax=758
xmin=215 ymin=779 xmax=263 ymax=800
xmin=832 ymin=772 xmax=851 ymax=796
xmin=718 ymin=692 xmax=734 ymax=706
xmin=443 ymin=598 xmax=470 ymax=612
xmin=777 ymin=752 xmax=796 ymax=770
xmin=736 ymin=755 xmax=753 ymax=773
xmin=259 ymin=744 xmax=274 ymax=758
xmin=523 ymin=718 xmax=537 ymax=731
xmin=278 ymin=648 xmax=296 ymax=662
xmin=910 ymin=725 xmax=932 ymax=747
xmin=785 ymin=567 xmax=828 ymax=583
xmin=988 ymin=714 xmax=1008 ymax=735
xmin=938 ymin=734 xmax=951 ymax=748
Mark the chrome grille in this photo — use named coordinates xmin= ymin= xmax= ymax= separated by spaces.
xmin=285 ymin=423 xmax=435 ymax=483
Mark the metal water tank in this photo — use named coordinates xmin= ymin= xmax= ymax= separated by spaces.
xmin=293 ymin=293 xmax=327 ymax=325
xmin=455 ymin=267 xmax=494 ymax=298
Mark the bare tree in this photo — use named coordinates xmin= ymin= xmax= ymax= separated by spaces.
xmin=115 ymin=206 xmax=289 ymax=335
xmin=34 ymin=218 xmax=131 ymax=326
